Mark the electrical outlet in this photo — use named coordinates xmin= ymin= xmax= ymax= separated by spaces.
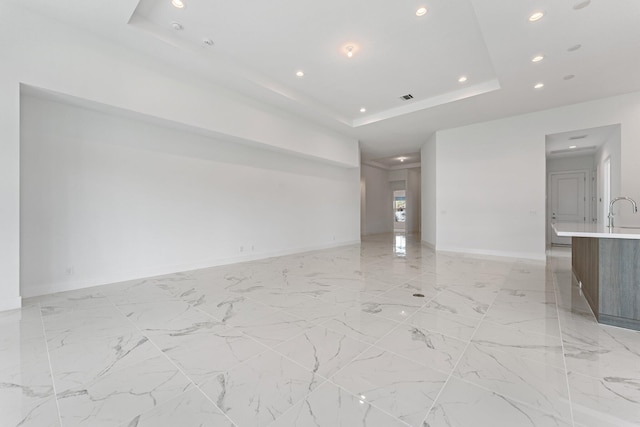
xmin=239 ymin=246 xmax=244 ymax=252
xmin=65 ymin=266 xmax=74 ymax=276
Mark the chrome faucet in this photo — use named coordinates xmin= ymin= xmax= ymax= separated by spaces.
xmin=608 ymin=197 xmax=638 ymax=228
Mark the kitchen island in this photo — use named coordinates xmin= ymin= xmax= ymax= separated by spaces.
xmin=553 ymin=223 xmax=640 ymax=330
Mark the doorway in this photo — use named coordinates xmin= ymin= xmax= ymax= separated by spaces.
xmin=549 ymin=171 xmax=587 ymax=245
xmin=393 ymin=190 xmax=406 ymax=232
xmin=545 ymin=124 xmax=621 ymax=248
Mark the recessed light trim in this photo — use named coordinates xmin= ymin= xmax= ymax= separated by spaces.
xmin=529 ymin=11 xmax=545 ymax=22
xmin=458 ymin=76 xmax=468 ymax=83
xmin=573 ymin=0 xmax=591 ymax=10
xmin=171 ymin=22 xmax=183 ymax=30
xmin=534 ymin=83 xmax=545 ymax=89
xmin=569 ymin=145 xmax=577 ymax=149
xmin=568 ymin=44 xmax=582 ymax=52
xmin=416 ymin=7 xmax=427 ymax=16
xmin=171 ymin=0 xmax=185 ymax=9
xmin=531 ymin=55 xmax=545 ymax=63
xmin=346 ymin=45 xmax=355 ymax=58
xmin=202 ymin=38 xmax=214 ymax=46
xmin=295 ymin=70 xmax=304 ymax=77
xmin=360 ymin=108 xmax=366 ymax=113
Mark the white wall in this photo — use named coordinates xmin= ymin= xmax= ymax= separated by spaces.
xmin=425 ymin=91 xmax=640 ymax=260
xmin=595 ymin=126 xmax=622 ymax=222
xmin=421 ymin=134 xmax=437 ymax=246
xmin=546 ymin=155 xmax=595 ymax=173
xmin=406 ymin=168 xmax=421 ymax=234
xmin=0 ymin=2 xmax=359 ymax=308
xmin=20 ymin=94 xmax=360 ymax=297
xmin=361 ymin=164 xmax=393 ymax=235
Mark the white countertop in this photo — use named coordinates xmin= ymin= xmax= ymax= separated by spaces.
xmin=553 ymin=222 xmax=640 ymax=240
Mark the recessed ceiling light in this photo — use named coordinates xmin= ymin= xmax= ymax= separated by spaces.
xmin=171 ymin=22 xmax=183 ymax=30
xmin=202 ymin=38 xmax=214 ymax=46
xmin=458 ymin=76 xmax=468 ymax=83
xmin=171 ymin=0 xmax=185 ymax=9
xmin=534 ymin=83 xmax=545 ymax=89
xmin=416 ymin=7 xmax=427 ymax=16
xmin=346 ymin=45 xmax=354 ymax=58
xmin=531 ymin=55 xmax=544 ymax=63
xmin=295 ymin=70 xmax=304 ymax=77
xmin=569 ymin=145 xmax=577 ymax=149
xmin=398 ymin=157 xmax=407 ymax=162
xmin=568 ymin=44 xmax=582 ymax=52
xmin=573 ymin=0 xmax=591 ymax=10
xmin=360 ymin=108 xmax=366 ymax=113
xmin=528 ymin=11 xmax=545 ymax=22
xmin=564 ymin=74 xmax=576 ymax=80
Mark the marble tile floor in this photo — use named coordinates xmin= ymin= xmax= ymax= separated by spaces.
xmin=2 ymin=234 xmax=640 ymax=426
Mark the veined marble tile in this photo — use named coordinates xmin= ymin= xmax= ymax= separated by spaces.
xmin=200 ymin=349 xmax=322 ymax=426
xmin=321 ymin=309 xmax=400 ymax=344
xmin=484 ymin=299 xmax=561 ymax=337
xmin=352 ymin=294 xmax=422 ymax=322
xmin=189 ymin=292 xmax=278 ymax=326
xmin=129 ymin=388 xmax=234 ymax=427
xmin=149 ymin=325 xmax=267 ymax=385
xmin=235 ymin=311 xmax=311 ymax=348
xmin=42 ymin=305 xmax=135 ymax=344
xmin=472 ymin=321 xmax=565 ymax=369
xmin=281 ymin=298 xmax=352 ymax=325
xmin=0 ymin=322 xmax=48 ymax=373
xmin=32 ymin=289 xmax=111 ymax=316
xmin=244 ymin=287 xmax=317 ymax=310
xmin=425 ymin=288 xmax=495 ymax=319
xmin=56 ymin=355 xmax=192 ymax=427
xmin=379 ymin=280 xmax=442 ymax=304
xmin=0 ymin=305 xmax=42 ymax=325
xmin=0 ymin=358 xmax=59 ymax=427
xmin=454 ymin=343 xmax=572 ymax=420
xmin=117 ymin=299 xmax=222 ymax=336
xmin=274 ymin=325 xmax=369 ymax=379
xmin=0 ymin=395 xmax=60 ymax=427
xmin=269 ymin=381 xmax=407 ymax=427
xmin=424 ymin=377 xmax=573 ymax=427
xmin=375 ymin=324 xmax=467 ymax=374
xmin=562 ymin=319 xmax=640 ymax=381
xmin=569 ymin=371 xmax=640 ymax=427
xmin=47 ymin=330 xmax=161 ymax=393
xmin=315 ymin=287 xmax=377 ymax=306
xmin=331 ymin=347 xmax=447 ymax=426
xmin=407 ymin=308 xmax=480 ymax=342
xmin=494 ymin=288 xmax=557 ymax=304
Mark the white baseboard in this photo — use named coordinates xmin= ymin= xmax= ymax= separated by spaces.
xmin=0 ymin=296 xmax=22 ymax=312
xmin=21 ymin=239 xmax=362 ymax=298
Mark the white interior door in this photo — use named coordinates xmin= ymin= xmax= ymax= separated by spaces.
xmin=550 ymin=171 xmax=586 ymax=245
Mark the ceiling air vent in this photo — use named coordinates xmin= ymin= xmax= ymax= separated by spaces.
xmin=400 ymin=94 xmax=414 ymax=101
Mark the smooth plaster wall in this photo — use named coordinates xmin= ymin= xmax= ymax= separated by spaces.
xmin=421 ymin=134 xmax=437 ymax=247
xmin=428 ymin=91 xmax=640 ymax=260
xmin=361 ymin=164 xmax=393 ymax=235
xmin=0 ymin=2 xmax=359 ymax=308
xmin=20 ymin=94 xmax=360 ymax=297
xmin=595 ymin=126 xmax=623 ymax=222
xmin=406 ymin=168 xmax=421 ymax=234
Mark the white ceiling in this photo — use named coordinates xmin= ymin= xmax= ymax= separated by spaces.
xmin=13 ymin=0 xmax=640 ymax=161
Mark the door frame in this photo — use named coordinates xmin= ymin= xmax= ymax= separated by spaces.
xmin=546 ymin=169 xmax=593 ymax=247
